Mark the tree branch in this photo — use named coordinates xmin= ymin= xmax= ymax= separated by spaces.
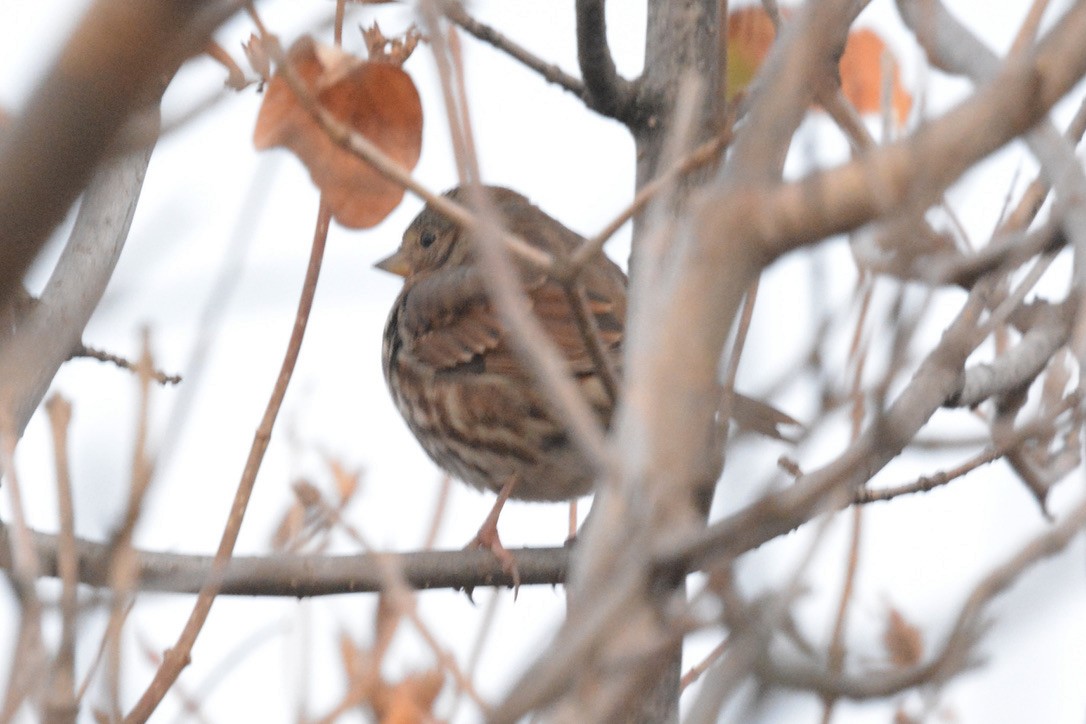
xmin=125 ymin=199 xmax=329 ymax=722
xmin=575 ymin=0 xmax=639 ymax=123
xmin=0 ymin=129 xmax=156 ymax=436
xmin=657 ymin=285 xmax=989 ymax=576
xmin=0 ymin=0 xmax=240 ymax=311
xmin=444 ymin=2 xmax=587 ymax=99
xmin=749 ymin=0 xmax=1086 ymax=262
xmin=766 ymin=493 xmax=1086 ymax=699
xmin=0 ymin=523 xmax=567 ymax=596
xmin=949 ymin=301 xmax=1071 ymax=408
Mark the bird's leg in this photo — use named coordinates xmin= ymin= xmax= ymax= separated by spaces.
xmin=466 ymin=475 xmax=520 ymax=593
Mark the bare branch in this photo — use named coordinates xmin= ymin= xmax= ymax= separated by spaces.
xmin=659 ymin=286 xmax=990 ymax=574
xmin=768 ymin=493 xmax=1086 ymax=700
xmin=575 ymin=0 xmax=638 ymax=122
xmin=71 ymin=343 xmax=182 ymax=386
xmin=444 ymin=2 xmax=587 ymax=99
xmin=0 ymin=0 xmax=240 ymax=310
xmin=857 ymin=392 xmax=1078 ymax=505
xmin=0 ymin=133 xmax=155 ymax=436
xmin=949 ymin=302 xmax=1071 ymax=408
xmin=0 ymin=522 xmax=567 ymax=595
xmin=44 ymin=395 xmax=79 ymax=722
xmin=124 ymin=201 xmax=330 ymax=723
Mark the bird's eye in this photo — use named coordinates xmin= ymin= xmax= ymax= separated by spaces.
xmin=419 ymin=230 xmax=437 ymax=249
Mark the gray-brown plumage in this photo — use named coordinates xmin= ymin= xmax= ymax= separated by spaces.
xmin=378 ymin=186 xmax=625 ymax=505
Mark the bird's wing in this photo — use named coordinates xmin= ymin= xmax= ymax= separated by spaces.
xmin=397 ymin=265 xmax=501 ymax=372
xmin=399 ymin=258 xmax=627 ymax=378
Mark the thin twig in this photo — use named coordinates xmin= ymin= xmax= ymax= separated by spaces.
xmin=76 ymin=601 xmax=134 ymax=705
xmin=856 ymin=394 xmax=1078 ymax=505
xmin=72 ymin=343 xmax=182 ymax=386
xmin=334 ymin=0 xmax=346 ymax=46
xmin=154 ymin=156 xmax=278 ymax=478
xmin=444 ymin=2 xmax=586 ymax=98
xmin=136 ymin=635 xmax=213 ymax=724
xmin=44 ymin=395 xmax=78 ymax=722
xmin=124 ymin=202 xmax=331 ymax=723
xmin=423 ymin=1 xmax=612 ymax=470
xmin=561 ymin=281 xmax=620 ymax=405
xmin=315 ymin=495 xmax=491 ymax=714
xmin=822 ymin=271 xmax=875 ymax=723
xmin=172 ymin=620 xmax=287 ymax=724
xmin=1009 ymin=0 xmax=1051 ymax=56
xmin=568 ymin=132 xmax=730 ymax=275
xmin=447 ymin=589 xmax=501 ymax=721
xmin=422 ymin=474 xmax=452 ymax=551
xmin=106 ymin=330 xmax=158 ymax=720
xmin=0 ymin=428 xmax=46 ymax=720
xmin=765 ymin=493 xmax=1086 ymax=700
xmin=658 ymin=286 xmax=990 ymax=576
xmin=719 ymin=280 xmax=759 ymax=443
xmin=680 ymin=637 xmax=729 ymax=690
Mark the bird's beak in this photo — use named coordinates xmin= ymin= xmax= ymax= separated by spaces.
xmin=374 ymin=249 xmax=411 ymax=278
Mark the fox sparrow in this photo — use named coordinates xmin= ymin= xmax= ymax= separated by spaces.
xmin=377 ymin=185 xmax=793 ymax=577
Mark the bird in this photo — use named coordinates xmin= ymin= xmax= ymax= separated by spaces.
xmin=376 ymin=185 xmax=794 ymax=581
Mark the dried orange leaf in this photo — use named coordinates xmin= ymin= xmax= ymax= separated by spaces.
xmin=726 ymin=8 xmax=778 ymax=101
xmin=375 ymin=669 xmax=443 ymax=724
xmin=339 ymin=631 xmax=364 ymax=683
xmin=839 ymin=28 xmax=912 ymax=126
xmin=726 ymin=9 xmax=912 ymax=126
xmin=254 ymin=36 xmax=423 ymax=229
xmin=292 ymin=478 xmax=323 ymax=507
xmin=324 ymin=454 xmax=362 ymax=504
xmin=270 ymin=501 xmax=306 ymax=551
xmin=374 ymin=593 xmax=403 ymax=660
xmin=883 ymin=606 xmax=924 ymax=669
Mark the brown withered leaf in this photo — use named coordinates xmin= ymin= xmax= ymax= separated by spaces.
xmin=838 ymin=28 xmax=912 ymax=127
xmin=324 ymin=454 xmax=362 ymax=505
xmin=339 ymin=630 xmax=378 ymax=688
xmin=374 ymin=670 xmax=443 ymax=724
xmin=727 ymin=8 xmax=912 ymax=126
xmin=292 ymin=478 xmax=323 ymax=507
xmin=373 ymin=593 xmax=403 ymax=661
xmin=270 ymin=500 xmax=306 ymax=551
xmin=883 ymin=606 xmax=924 ymax=669
xmin=254 ymin=36 xmax=422 ymax=228
xmin=362 ymin=22 xmax=422 ymax=66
